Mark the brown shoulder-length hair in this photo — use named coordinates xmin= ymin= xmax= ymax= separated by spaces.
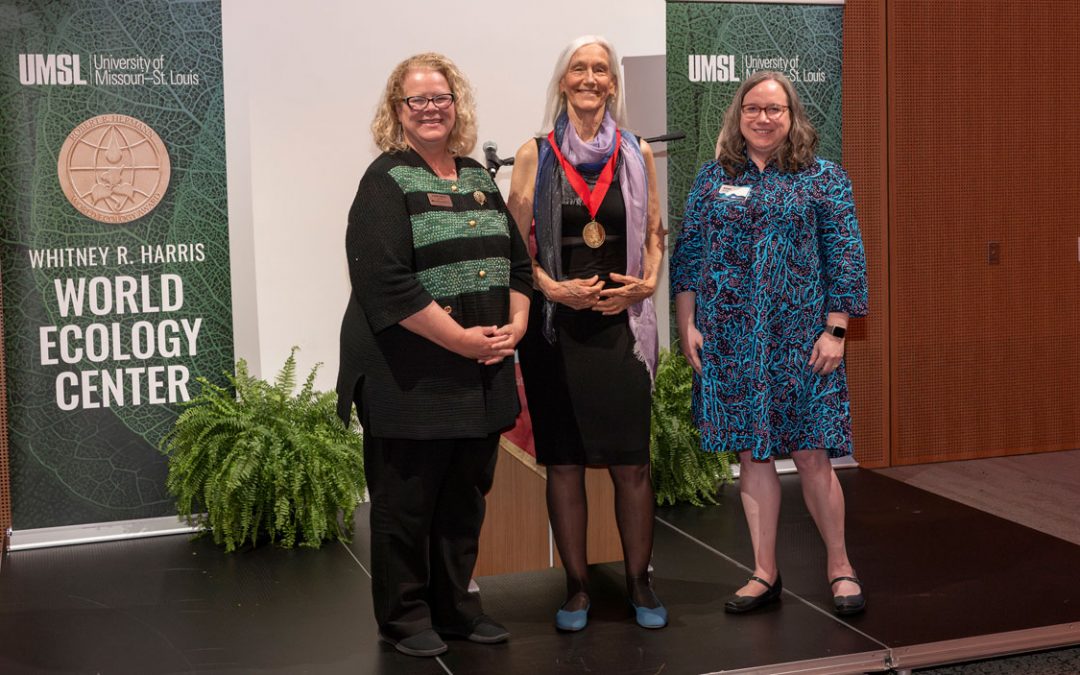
xmin=715 ymin=70 xmax=818 ymax=175
xmin=371 ymin=52 xmax=478 ymax=156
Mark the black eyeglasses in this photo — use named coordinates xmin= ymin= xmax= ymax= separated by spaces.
xmin=402 ymin=93 xmax=455 ymax=111
xmin=741 ymin=104 xmax=789 ymax=120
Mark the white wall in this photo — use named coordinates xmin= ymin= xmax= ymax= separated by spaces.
xmin=222 ymin=0 xmax=666 ymax=389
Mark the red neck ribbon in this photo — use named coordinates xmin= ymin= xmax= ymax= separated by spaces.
xmin=546 ymin=129 xmax=621 ymax=221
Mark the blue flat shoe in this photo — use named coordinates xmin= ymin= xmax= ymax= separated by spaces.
xmin=627 ymin=574 xmax=668 ymax=628
xmin=631 ymin=601 xmax=668 ymax=629
xmin=555 ymin=603 xmax=590 ymax=632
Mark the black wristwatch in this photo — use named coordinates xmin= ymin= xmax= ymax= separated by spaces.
xmin=823 ymin=325 xmax=847 ymax=339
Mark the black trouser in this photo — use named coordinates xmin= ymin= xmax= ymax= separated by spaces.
xmin=364 ymin=433 xmax=499 ymax=640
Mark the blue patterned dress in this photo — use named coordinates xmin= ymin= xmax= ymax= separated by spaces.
xmin=670 ymin=157 xmax=869 ymax=461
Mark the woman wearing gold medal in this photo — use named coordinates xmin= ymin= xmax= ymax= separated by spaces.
xmin=508 ymin=35 xmax=665 ymax=631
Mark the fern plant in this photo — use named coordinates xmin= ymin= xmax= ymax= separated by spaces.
xmin=650 ymin=348 xmax=734 ymax=506
xmin=161 ymin=347 xmax=366 ymax=552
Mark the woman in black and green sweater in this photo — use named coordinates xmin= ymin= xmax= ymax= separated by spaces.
xmin=336 ymin=53 xmax=532 ymax=658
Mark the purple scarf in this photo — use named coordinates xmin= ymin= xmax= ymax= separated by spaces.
xmin=535 ymin=111 xmax=658 ymax=380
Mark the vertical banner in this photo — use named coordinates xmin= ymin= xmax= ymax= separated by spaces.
xmin=666 ymin=0 xmax=844 ymax=240
xmin=0 ymin=1 xmax=232 ymax=533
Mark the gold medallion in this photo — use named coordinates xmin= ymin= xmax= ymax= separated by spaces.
xmin=57 ymin=114 xmax=171 ymax=223
xmin=473 ymin=190 xmax=486 ymax=206
xmin=582 ymin=220 xmax=606 ymax=248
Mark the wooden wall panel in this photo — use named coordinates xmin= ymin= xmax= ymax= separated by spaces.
xmin=889 ymin=0 xmax=1080 ymax=464
xmin=843 ymin=0 xmax=890 ymax=468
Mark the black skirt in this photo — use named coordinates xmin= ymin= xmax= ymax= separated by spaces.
xmin=517 ymin=292 xmax=651 ymax=466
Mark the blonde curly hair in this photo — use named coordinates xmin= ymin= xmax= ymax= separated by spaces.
xmin=371 ymin=53 xmax=478 ymax=156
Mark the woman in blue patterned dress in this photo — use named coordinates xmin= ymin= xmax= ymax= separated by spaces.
xmin=671 ymin=71 xmax=869 ymax=616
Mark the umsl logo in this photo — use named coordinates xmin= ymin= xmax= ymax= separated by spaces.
xmin=19 ymin=54 xmax=87 ymax=85
xmin=688 ymin=54 xmax=739 ymax=83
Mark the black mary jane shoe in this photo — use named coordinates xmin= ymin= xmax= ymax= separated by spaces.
xmin=830 ymin=575 xmax=867 ymax=616
xmin=724 ymin=574 xmax=782 ymax=614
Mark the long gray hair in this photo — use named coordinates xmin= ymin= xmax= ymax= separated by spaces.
xmin=540 ymin=35 xmax=629 ymax=131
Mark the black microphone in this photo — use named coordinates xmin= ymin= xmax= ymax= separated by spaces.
xmin=643 ymin=131 xmax=687 ymax=144
xmin=483 ymin=141 xmax=501 ymax=176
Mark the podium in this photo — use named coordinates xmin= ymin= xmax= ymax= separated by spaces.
xmin=474 ymin=368 xmax=623 ymax=577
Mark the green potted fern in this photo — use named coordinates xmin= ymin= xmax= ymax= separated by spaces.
xmin=650 ymin=348 xmax=734 ymax=506
xmin=161 ymin=347 xmax=366 ymax=552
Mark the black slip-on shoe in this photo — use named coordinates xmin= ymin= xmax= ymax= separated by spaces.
xmin=436 ymin=615 xmax=510 ymax=644
xmin=378 ymin=629 xmax=448 ymax=657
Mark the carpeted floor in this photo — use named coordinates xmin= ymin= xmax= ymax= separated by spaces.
xmin=914 ymin=646 xmax=1080 ymax=674
xmin=875 ymin=449 xmax=1080 ymax=674
xmin=877 ymin=449 xmax=1080 ymax=547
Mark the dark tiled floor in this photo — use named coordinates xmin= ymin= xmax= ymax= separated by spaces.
xmin=658 ymin=470 xmax=1080 ymax=646
xmin=1 ymin=469 xmax=1078 ymax=674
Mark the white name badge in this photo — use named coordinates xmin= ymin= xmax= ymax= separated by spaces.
xmin=718 ymin=184 xmax=751 ymax=199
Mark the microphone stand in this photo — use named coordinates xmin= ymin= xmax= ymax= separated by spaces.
xmin=482 ymin=130 xmax=685 ymax=178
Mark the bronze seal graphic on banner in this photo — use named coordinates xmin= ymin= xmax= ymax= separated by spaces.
xmin=57 ymin=114 xmax=171 ymax=223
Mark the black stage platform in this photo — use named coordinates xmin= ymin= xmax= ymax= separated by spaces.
xmin=1 ymin=469 xmax=1078 ymax=674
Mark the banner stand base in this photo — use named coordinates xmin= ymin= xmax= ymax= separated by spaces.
xmin=731 ymin=454 xmax=859 ymax=479
xmin=8 ymin=516 xmax=198 ymax=551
